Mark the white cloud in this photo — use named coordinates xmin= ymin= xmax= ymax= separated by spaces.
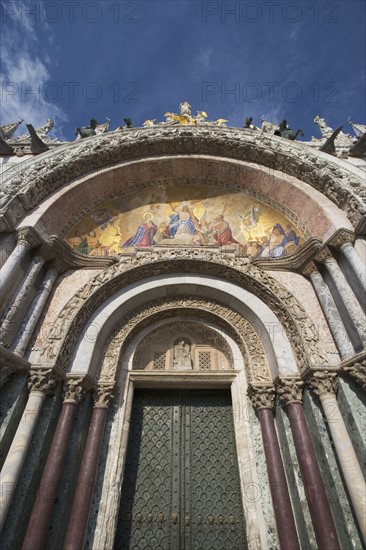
xmin=0 ymin=1 xmax=67 ymax=138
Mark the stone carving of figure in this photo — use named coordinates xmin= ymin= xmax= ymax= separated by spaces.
xmin=179 ymin=102 xmax=192 ymax=116
xmin=173 ymin=340 xmax=192 ymax=369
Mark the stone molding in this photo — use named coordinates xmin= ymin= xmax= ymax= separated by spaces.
xmin=11 ymin=227 xmax=118 ymax=271
xmin=247 ymin=384 xmax=276 ymax=409
xmin=1 ymin=126 xmax=364 ymax=228
xmin=251 ymin=237 xmax=322 ymax=272
xmin=92 ymin=381 xmax=115 ymax=408
xmin=98 ymin=296 xmax=271 ymax=384
xmin=276 ymin=377 xmax=304 ymax=404
xmin=33 ymin=251 xmax=328 ymax=374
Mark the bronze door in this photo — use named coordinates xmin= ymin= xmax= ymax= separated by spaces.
xmin=114 ymin=389 xmax=247 ymax=550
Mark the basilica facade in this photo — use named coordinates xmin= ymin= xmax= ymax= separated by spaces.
xmin=0 ymin=110 xmax=365 ymax=549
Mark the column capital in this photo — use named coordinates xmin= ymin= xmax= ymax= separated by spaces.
xmin=247 ymin=384 xmax=276 ymax=410
xmin=302 ymin=261 xmax=319 ymax=277
xmin=328 ymin=228 xmax=355 ymax=250
xmin=63 ymin=375 xmax=92 ymax=404
xmin=306 ymin=370 xmax=338 ymax=397
xmin=276 ymin=377 xmax=304 ymax=404
xmin=17 ymin=227 xmax=43 ymax=250
xmin=28 ymin=366 xmax=63 ymax=395
xmin=92 ymin=381 xmax=115 ymax=409
xmin=315 ymin=246 xmax=334 ymax=265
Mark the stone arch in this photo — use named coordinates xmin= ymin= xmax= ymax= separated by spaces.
xmin=88 ymin=296 xmax=271 ymax=385
xmin=2 ymin=126 xmax=364 ymax=230
xmin=34 ymin=252 xmax=328 ymax=373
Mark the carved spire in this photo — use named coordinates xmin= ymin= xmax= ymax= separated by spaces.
xmin=276 ymin=378 xmax=304 ymax=404
xmin=93 ymin=381 xmax=115 ymax=408
xmin=247 ymin=384 xmax=276 ymax=409
xmin=307 ymin=370 xmax=338 ymax=397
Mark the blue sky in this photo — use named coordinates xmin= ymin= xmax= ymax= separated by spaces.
xmin=1 ymin=0 xmax=365 ymax=141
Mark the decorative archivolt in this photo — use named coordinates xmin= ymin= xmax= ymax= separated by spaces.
xmin=35 ymin=250 xmax=328 ymax=372
xmin=1 ymin=126 xmax=365 ymax=230
xmin=98 ymin=296 xmax=270 ymax=384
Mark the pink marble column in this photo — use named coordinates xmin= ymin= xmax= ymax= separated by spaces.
xmin=277 ymin=378 xmax=340 ymax=550
xmin=63 ymin=383 xmax=114 ymax=550
xmin=249 ymin=385 xmax=299 ymax=550
xmin=22 ymin=379 xmax=86 ymax=550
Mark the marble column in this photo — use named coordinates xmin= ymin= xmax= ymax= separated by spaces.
xmin=248 ymin=385 xmax=299 ymax=550
xmin=340 ymin=242 xmax=366 ymax=292
xmin=0 ymin=255 xmax=46 ymax=347
xmin=12 ymin=266 xmax=58 ymax=356
xmin=309 ymin=371 xmax=366 ymax=543
xmin=277 ymin=378 xmax=340 ymax=550
xmin=21 ymin=378 xmax=87 ymax=550
xmin=304 ymin=263 xmax=354 ymax=359
xmin=0 ymin=227 xmax=41 ymax=307
xmin=63 ymin=382 xmax=114 ymax=550
xmin=0 ymin=368 xmax=57 ymax=532
xmin=317 ymin=248 xmax=366 ymax=345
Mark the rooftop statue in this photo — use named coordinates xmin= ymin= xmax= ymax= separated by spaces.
xmin=123 ymin=117 xmax=133 ymax=128
xmin=313 ymin=115 xmax=333 ymax=138
xmin=276 ymin=119 xmax=304 ymax=141
xmin=75 ymin=118 xmax=98 ymax=139
xmin=243 ymin=117 xmax=259 ymax=130
xmin=144 ymin=102 xmax=228 ymax=127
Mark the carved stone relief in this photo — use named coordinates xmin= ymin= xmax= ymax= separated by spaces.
xmin=132 ymin=321 xmax=234 ymax=372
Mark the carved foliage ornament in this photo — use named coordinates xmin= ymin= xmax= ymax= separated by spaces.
xmin=307 ymin=370 xmax=338 ymax=396
xmin=28 ymin=367 xmax=60 ymax=394
xmin=93 ymin=382 xmax=115 ymax=408
xmin=247 ymin=384 xmax=276 ymax=410
xmin=276 ymin=378 xmax=304 ymax=404
xmin=36 ymin=252 xmax=328 ymax=373
xmin=1 ymin=126 xmax=365 ymax=227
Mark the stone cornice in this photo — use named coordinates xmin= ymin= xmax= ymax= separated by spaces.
xmin=12 ymin=227 xmax=118 ymax=271
xmin=250 ymin=237 xmax=322 ymax=272
xmin=1 ymin=126 xmax=365 ymax=228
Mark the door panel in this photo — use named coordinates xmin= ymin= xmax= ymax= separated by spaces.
xmin=115 ymin=390 xmax=246 ymax=550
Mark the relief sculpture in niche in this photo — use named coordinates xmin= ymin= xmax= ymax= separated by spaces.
xmin=66 ymin=185 xmax=305 ymax=258
xmin=173 ymin=340 xmax=193 ymax=370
